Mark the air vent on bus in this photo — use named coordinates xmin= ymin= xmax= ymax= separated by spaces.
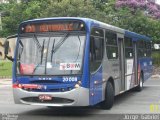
xmin=30 ymin=80 xmax=62 ymax=84
xmin=21 ymin=97 xmax=74 ymax=104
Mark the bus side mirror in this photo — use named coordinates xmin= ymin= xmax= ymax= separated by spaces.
xmin=3 ymin=34 xmax=17 ymax=62
xmin=4 ymin=41 xmax=9 ymax=55
xmin=4 ymin=40 xmax=14 ymax=62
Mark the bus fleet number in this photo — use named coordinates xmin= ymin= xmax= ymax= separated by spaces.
xmin=62 ymin=77 xmax=78 ymax=82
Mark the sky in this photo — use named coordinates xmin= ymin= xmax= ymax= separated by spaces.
xmin=156 ymin=0 xmax=160 ymax=5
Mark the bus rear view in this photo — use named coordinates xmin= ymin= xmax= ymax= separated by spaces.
xmin=13 ymin=18 xmax=89 ymax=107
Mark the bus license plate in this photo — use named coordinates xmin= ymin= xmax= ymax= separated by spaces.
xmin=39 ymin=95 xmax=52 ymax=101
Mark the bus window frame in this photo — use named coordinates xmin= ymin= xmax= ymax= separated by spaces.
xmin=137 ymin=40 xmax=152 ymax=58
xmin=105 ymin=30 xmax=119 ymax=60
xmin=89 ymin=26 xmax=105 ymax=74
xmin=124 ymin=36 xmax=134 ymax=59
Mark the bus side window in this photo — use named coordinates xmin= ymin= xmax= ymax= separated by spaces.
xmin=105 ymin=30 xmax=118 ymax=59
xmin=146 ymin=41 xmax=151 ymax=57
xmin=90 ymin=37 xmax=96 ymax=61
xmin=90 ymin=28 xmax=104 ymax=72
xmin=125 ymin=37 xmax=133 ymax=58
xmin=138 ymin=40 xmax=144 ymax=57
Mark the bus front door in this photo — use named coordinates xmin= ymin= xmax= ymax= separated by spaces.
xmin=89 ymin=29 xmax=104 ymax=105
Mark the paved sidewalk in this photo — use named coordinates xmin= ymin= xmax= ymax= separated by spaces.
xmin=0 ymin=79 xmax=12 ymax=86
xmin=151 ymin=74 xmax=160 ymax=78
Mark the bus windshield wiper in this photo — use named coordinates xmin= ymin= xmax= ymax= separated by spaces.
xmin=50 ymin=33 xmax=69 ymax=62
xmin=51 ymin=39 xmax=55 ymax=62
xmin=41 ymin=39 xmax=45 ymax=64
xmin=33 ymin=34 xmax=45 ymax=64
xmin=74 ymin=36 xmax=81 ymax=62
xmin=32 ymin=39 xmax=45 ymax=74
xmin=18 ymin=40 xmax=24 ymax=60
xmin=33 ymin=34 xmax=42 ymax=52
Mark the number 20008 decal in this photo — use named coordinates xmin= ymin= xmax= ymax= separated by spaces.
xmin=63 ymin=77 xmax=78 ymax=82
xmin=60 ymin=63 xmax=81 ymax=70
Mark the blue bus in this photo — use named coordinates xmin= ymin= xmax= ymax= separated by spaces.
xmin=4 ymin=17 xmax=153 ymax=109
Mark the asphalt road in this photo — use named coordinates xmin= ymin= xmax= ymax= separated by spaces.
xmin=0 ymin=77 xmax=160 ymax=120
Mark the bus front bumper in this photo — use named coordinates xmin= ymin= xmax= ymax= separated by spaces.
xmin=13 ymin=87 xmax=89 ymax=107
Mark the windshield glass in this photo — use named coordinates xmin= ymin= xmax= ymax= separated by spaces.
xmin=16 ymin=33 xmax=86 ymax=75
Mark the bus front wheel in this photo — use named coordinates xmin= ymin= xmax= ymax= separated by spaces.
xmin=101 ymin=81 xmax=114 ymax=109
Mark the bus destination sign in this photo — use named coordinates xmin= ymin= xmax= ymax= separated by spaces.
xmin=20 ymin=21 xmax=85 ymax=33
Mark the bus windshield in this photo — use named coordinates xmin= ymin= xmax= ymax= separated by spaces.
xmin=16 ymin=33 xmax=86 ymax=75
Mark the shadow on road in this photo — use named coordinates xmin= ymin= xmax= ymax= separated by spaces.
xmin=20 ymin=107 xmax=102 ymax=116
xmin=113 ymin=86 xmax=149 ymax=105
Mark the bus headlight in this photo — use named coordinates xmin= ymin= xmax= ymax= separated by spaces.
xmin=74 ymin=81 xmax=81 ymax=88
xmin=74 ymin=84 xmax=80 ymax=88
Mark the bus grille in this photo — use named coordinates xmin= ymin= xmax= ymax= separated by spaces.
xmin=21 ymin=97 xmax=74 ymax=104
xmin=30 ymin=80 xmax=62 ymax=84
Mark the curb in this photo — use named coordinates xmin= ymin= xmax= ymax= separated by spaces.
xmin=0 ymin=76 xmax=12 ymax=79
xmin=151 ymin=74 xmax=160 ymax=78
xmin=0 ymin=79 xmax=12 ymax=86
xmin=0 ymin=78 xmax=12 ymax=80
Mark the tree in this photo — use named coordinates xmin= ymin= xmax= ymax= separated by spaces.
xmin=114 ymin=0 xmax=160 ymax=43
xmin=0 ymin=0 xmax=160 ymax=43
xmin=0 ymin=1 xmax=50 ymax=37
xmin=115 ymin=0 xmax=160 ymax=19
xmin=0 ymin=0 xmax=107 ymax=37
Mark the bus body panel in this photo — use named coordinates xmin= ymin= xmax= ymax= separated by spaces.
xmin=13 ymin=18 xmax=91 ymax=106
xmin=13 ymin=87 xmax=89 ymax=106
xmin=138 ymin=57 xmax=153 ymax=81
xmin=125 ymin=30 xmax=152 ymax=84
xmin=12 ymin=17 xmax=152 ymax=107
xmin=90 ymin=67 xmax=103 ymax=105
xmin=89 ymin=22 xmax=125 ymax=105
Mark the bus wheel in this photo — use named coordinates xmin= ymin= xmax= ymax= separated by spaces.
xmin=101 ymin=81 xmax=114 ymax=109
xmin=135 ymin=75 xmax=143 ymax=91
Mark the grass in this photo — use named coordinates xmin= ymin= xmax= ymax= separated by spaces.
xmin=152 ymin=51 xmax=160 ymax=66
xmin=0 ymin=60 xmax=12 ymax=77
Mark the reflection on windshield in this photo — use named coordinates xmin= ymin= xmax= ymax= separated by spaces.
xmin=17 ymin=33 xmax=86 ymax=75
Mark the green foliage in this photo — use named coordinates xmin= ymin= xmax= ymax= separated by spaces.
xmin=0 ymin=1 xmax=50 ymax=37
xmin=152 ymin=51 xmax=160 ymax=66
xmin=0 ymin=0 xmax=107 ymax=37
xmin=0 ymin=0 xmax=160 ymax=44
xmin=0 ymin=61 xmax=12 ymax=77
xmin=0 ymin=4 xmax=7 ymax=11
xmin=40 ymin=0 xmax=106 ymax=22
xmin=105 ymin=4 xmax=160 ymax=43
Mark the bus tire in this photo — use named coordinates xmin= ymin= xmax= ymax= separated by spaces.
xmin=101 ymin=81 xmax=114 ymax=109
xmin=135 ymin=74 xmax=143 ymax=91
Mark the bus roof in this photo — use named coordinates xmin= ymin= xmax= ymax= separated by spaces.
xmin=20 ymin=17 xmax=151 ymax=41
xmin=125 ymin=30 xmax=151 ymax=41
xmin=20 ymin=17 xmax=91 ymax=24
